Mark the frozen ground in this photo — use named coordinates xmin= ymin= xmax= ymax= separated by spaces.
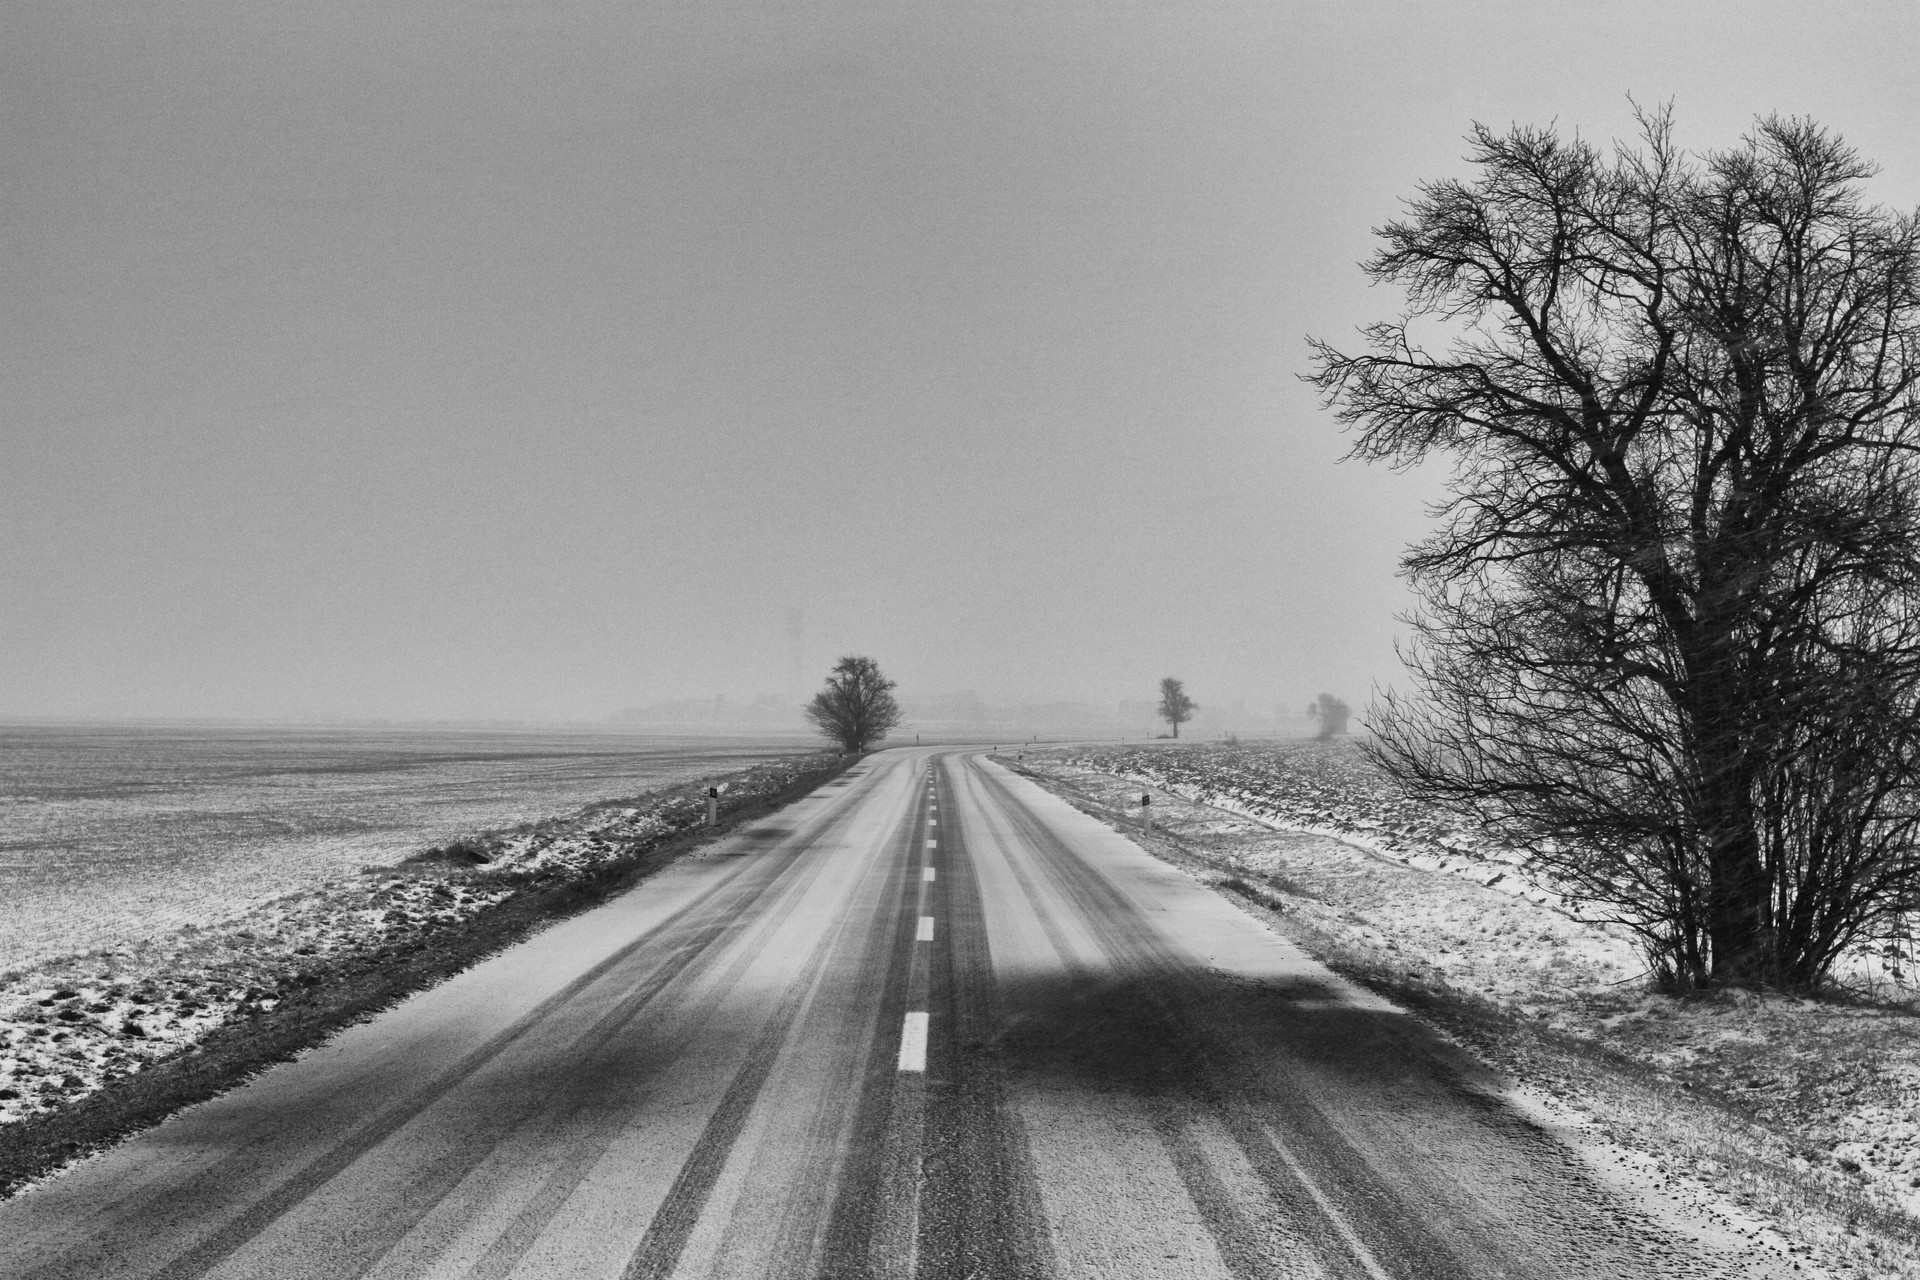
xmin=0 ymin=723 xmax=816 ymax=970
xmin=1022 ymin=742 xmax=1920 ymax=1280
xmin=0 ymin=752 xmax=834 ymax=1137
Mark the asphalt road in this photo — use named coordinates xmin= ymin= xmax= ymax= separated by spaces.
xmin=0 ymin=750 xmax=1756 ymax=1279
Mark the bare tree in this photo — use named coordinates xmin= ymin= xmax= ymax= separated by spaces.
xmin=1309 ymin=694 xmax=1351 ymax=740
xmin=1310 ymin=109 xmax=1920 ymax=989
xmin=1157 ymin=678 xmax=1197 ymax=739
xmin=805 ymin=656 xmax=903 ymax=753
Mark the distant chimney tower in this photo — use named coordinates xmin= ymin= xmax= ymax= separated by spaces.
xmin=786 ymin=609 xmax=805 ymax=696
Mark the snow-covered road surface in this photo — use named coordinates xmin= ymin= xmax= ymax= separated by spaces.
xmin=0 ymin=750 xmax=1771 ymax=1278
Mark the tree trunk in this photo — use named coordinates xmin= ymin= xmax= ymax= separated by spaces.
xmin=1690 ymin=668 xmax=1775 ymax=986
xmin=1704 ymin=799 xmax=1774 ymax=985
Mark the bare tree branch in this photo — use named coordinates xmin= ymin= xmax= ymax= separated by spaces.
xmin=1312 ymin=112 xmax=1920 ymax=989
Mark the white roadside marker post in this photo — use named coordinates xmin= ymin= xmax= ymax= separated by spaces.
xmin=1141 ymin=793 xmax=1152 ymax=833
xmin=706 ymin=786 xmax=719 ymax=828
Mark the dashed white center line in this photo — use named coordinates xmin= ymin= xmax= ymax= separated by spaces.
xmin=923 ymin=867 xmax=936 ymax=881
xmin=917 ymin=916 xmax=935 ymax=942
xmin=926 ymin=839 xmax=937 ymax=849
xmin=897 ymin=1012 xmax=929 ymax=1072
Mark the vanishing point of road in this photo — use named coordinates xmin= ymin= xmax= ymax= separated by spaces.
xmin=1 ymin=750 xmax=1762 ymax=1279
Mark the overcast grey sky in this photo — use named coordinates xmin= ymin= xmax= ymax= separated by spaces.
xmin=6 ymin=1 xmax=1918 ymax=721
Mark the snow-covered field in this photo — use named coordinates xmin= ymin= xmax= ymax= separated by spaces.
xmin=0 ymin=753 xmax=835 ymax=1133
xmin=0 ymin=723 xmax=818 ymax=971
xmin=1022 ymin=741 xmax=1920 ymax=1279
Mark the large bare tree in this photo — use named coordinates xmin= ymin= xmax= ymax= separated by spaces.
xmin=805 ymin=656 xmax=903 ymax=754
xmin=1310 ymin=110 xmax=1920 ymax=988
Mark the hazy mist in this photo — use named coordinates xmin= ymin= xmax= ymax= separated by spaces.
xmin=7 ymin=1 xmax=1917 ymax=723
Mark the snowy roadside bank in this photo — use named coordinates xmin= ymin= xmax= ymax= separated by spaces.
xmin=0 ymin=752 xmax=847 ymax=1196
xmin=1016 ymin=744 xmax=1920 ymax=1280
xmin=1063 ymin=740 xmax=1920 ymax=991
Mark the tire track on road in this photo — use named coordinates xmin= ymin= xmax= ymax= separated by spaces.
xmin=914 ymin=755 xmax=1055 ymax=1280
xmin=963 ymin=764 xmax=1339 ymax=1278
xmin=128 ymin=771 xmax=882 ymax=1280
xmin=359 ymin=804 xmax=867 ymax=1280
xmin=747 ymin=787 xmax=922 ymax=1280
xmin=977 ymin=759 xmax=1694 ymax=1279
xmin=618 ymin=778 xmax=918 ymax=1280
xmin=969 ymin=762 xmax=1444 ymax=1280
xmin=411 ymin=805 xmax=868 ymax=1280
xmin=812 ymin=763 xmax=940 ymax=1280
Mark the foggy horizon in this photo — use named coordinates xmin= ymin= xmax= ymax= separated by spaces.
xmin=9 ymin=2 xmax=1918 ymax=723
xmin=0 ymin=681 xmax=1328 ymax=735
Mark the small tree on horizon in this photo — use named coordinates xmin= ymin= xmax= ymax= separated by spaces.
xmin=1157 ymin=678 xmax=1197 ymax=739
xmin=1309 ymin=694 xmax=1351 ymax=740
xmin=805 ymin=656 xmax=903 ymax=754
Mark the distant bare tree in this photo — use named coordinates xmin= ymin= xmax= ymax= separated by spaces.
xmin=1157 ymin=678 xmax=1197 ymax=739
xmin=1310 ymin=109 xmax=1920 ymax=989
xmin=1308 ymin=694 xmax=1350 ymax=740
xmin=805 ymin=656 xmax=902 ymax=753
